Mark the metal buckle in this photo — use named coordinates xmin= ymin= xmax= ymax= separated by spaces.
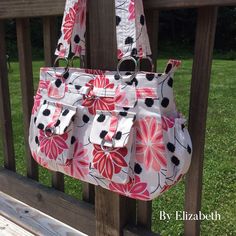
xmin=53 ymin=57 xmax=69 ymax=77
xmin=101 ymin=139 xmax=115 ymax=152
xmin=71 ymin=55 xmax=85 ymax=68
xmin=117 ymin=56 xmax=138 ymax=82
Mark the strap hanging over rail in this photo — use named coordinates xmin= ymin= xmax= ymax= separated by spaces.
xmin=55 ymin=0 xmax=151 ymax=59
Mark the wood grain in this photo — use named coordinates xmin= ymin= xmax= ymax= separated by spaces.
xmin=82 ymin=12 xmax=95 ymax=204
xmin=0 ymin=0 xmax=236 ymax=19
xmin=0 ymin=21 xmax=15 ymax=171
xmin=0 ymin=168 xmax=95 ymax=235
xmin=43 ymin=16 xmax=57 ymax=67
xmin=0 ymin=191 xmax=87 ymax=236
xmin=144 ymin=0 xmax=236 ymax=9
xmin=0 ymin=215 xmax=34 ymax=236
xmin=184 ymin=6 xmax=218 ymax=236
xmin=137 ymin=200 xmax=152 ymax=230
xmin=145 ymin=10 xmax=159 ymax=71
xmin=124 ymin=226 xmax=159 ymax=236
xmin=16 ymin=18 xmax=38 ymax=180
xmin=88 ymin=1 xmax=136 ymax=235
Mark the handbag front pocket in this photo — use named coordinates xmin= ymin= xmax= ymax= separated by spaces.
xmin=89 ymin=110 xmax=136 ymax=184
xmin=33 ymin=100 xmax=76 ymax=166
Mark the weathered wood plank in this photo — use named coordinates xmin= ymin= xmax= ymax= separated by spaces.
xmin=0 ymin=168 xmax=95 ymax=235
xmin=137 ymin=200 xmax=152 ymax=230
xmin=145 ymin=10 xmax=159 ymax=71
xmin=81 ymin=12 xmax=95 ymax=204
xmin=124 ymin=226 xmax=160 ymax=236
xmin=0 ymin=0 xmax=236 ymax=19
xmin=0 ymin=191 xmax=87 ymax=236
xmin=184 ymin=6 xmax=218 ymax=236
xmin=16 ymin=18 xmax=38 ymax=180
xmin=43 ymin=16 xmax=65 ymax=191
xmin=82 ymin=182 xmax=95 ymax=204
xmin=88 ymin=0 xmax=136 ymax=235
xmin=143 ymin=0 xmax=236 ymax=9
xmin=43 ymin=16 xmax=57 ymax=67
xmin=0 ymin=21 xmax=15 ymax=171
xmin=0 ymin=215 xmax=34 ymax=236
xmin=0 ymin=0 xmax=65 ymax=19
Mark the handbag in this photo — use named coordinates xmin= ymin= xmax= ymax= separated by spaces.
xmin=29 ymin=0 xmax=192 ymax=201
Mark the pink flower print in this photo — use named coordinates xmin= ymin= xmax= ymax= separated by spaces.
xmin=115 ymin=86 xmax=129 ymax=107
xmin=38 ymin=130 xmax=69 ymax=160
xmin=162 ymin=116 xmax=174 ymax=131
xmin=117 ymin=49 xmax=124 ymax=59
xmin=75 ymin=0 xmax=86 ymax=26
xmin=63 ymin=3 xmax=78 ymax=43
xmin=135 ymin=117 xmax=167 ymax=171
xmin=64 ymin=141 xmax=89 ymax=179
xmin=128 ymin=0 xmax=135 ymax=20
xmin=92 ymin=144 xmax=128 ymax=180
xmin=84 ymin=69 xmax=105 ymax=75
xmin=82 ymin=75 xmax=115 ymax=115
xmin=109 ymin=175 xmax=150 ymax=200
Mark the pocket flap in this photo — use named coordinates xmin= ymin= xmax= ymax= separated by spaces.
xmin=36 ymin=100 xmax=76 ymax=135
xmin=90 ymin=110 xmax=136 ymax=148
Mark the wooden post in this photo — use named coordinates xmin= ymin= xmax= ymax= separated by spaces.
xmin=184 ymin=6 xmax=218 ymax=236
xmin=16 ymin=18 xmax=38 ymax=180
xmin=82 ymin=11 xmax=95 ymax=204
xmin=145 ymin=10 xmax=159 ymax=70
xmin=87 ymin=1 xmax=136 ymax=235
xmin=0 ymin=21 xmax=15 ymax=171
xmin=43 ymin=16 xmax=57 ymax=66
xmin=43 ymin=16 xmax=65 ymax=191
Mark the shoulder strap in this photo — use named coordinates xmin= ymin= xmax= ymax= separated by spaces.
xmin=55 ymin=0 xmax=151 ymax=59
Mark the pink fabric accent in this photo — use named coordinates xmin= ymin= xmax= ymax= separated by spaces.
xmin=115 ymin=87 xmax=129 ymax=106
xmin=104 ymin=114 xmax=119 ymax=142
xmin=136 ymin=88 xmax=158 ymax=99
xmin=169 ymin=59 xmax=181 ymax=68
xmin=46 ymin=103 xmax=62 ymax=130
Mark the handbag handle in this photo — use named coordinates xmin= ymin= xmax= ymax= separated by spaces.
xmin=55 ymin=0 xmax=151 ymax=59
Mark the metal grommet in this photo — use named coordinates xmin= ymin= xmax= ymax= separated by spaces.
xmin=117 ymin=56 xmax=138 ymax=82
xmin=137 ymin=56 xmax=154 ymax=72
xmin=71 ymin=55 xmax=85 ymax=68
xmin=44 ymin=126 xmax=56 ymax=138
xmin=101 ymin=139 xmax=115 ymax=152
xmin=53 ymin=57 xmax=69 ymax=76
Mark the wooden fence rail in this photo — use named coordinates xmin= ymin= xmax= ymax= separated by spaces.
xmin=0 ymin=0 xmax=236 ymax=235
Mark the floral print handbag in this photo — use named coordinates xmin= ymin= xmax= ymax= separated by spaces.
xmin=29 ymin=0 xmax=192 ymax=201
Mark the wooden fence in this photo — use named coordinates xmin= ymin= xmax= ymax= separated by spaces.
xmin=0 ymin=0 xmax=236 ymax=235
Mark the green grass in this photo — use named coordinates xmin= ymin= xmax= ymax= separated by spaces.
xmin=0 ymin=59 xmax=235 ymax=235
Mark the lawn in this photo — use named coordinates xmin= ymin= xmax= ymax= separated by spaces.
xmin=0 ymin=59 xmax=235 ymax=235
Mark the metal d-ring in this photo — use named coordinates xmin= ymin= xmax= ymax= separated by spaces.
xmin=117 ymin=56 xmax=138 ymax=82
xmin=70 ymin=55 xmax=85 ymax=68
xmin=137 ymin=56 xmax=154 ymax=72
xmin=101 ymin=139 xmax=115 ymax=152
xmin=44 ymin=126 xmax=56 ymax=138
xmin=53 ymin=57 xmax=69 ymax=76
